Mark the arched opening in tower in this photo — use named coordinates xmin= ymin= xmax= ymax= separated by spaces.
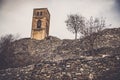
xmin=37 ymin=20 xmax=41 ymax=28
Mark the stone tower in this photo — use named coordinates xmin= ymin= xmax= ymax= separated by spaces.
xmin=31 ymin=8 xmax=50 ymax=40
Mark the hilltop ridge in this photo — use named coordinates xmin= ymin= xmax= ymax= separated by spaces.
xmin=0 ymin=28 xmax=120 ymax=80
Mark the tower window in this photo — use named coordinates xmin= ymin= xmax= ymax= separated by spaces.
xmin=37 ymin=12 xmax=39 ymax=16
xmin=40 ymin=12 xmax=42 ymax=16
xmin=36 ymin=12 xmax=42 ymax=16
xmin=37 ymin=20 xmax=41 ymax=28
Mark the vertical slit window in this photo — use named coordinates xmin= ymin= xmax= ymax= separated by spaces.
xmin=37 ymin=20 xmax=41 ymax=28
xmin=37 ymin=12 xmax=39 ymax=16
xmin=40 ymin=12 xmax=42 ymax=16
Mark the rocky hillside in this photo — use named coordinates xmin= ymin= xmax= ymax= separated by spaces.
xmin=0 ymin=28 xmax=120 ymax=80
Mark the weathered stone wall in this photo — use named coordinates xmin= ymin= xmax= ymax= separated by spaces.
xmin=31 ymin=8 xmax=50 ymax=40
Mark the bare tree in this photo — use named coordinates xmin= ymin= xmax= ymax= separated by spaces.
xmin=80 ymin=17 xmax=107 ymax=50
xmin=65 ymin=14 xmax=85 ymax=40
xmin=80 ymin=17 xmax=106 ymax=37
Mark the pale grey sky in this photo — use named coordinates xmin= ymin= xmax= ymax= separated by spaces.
xmin=0 ymin=0 xmax=120 ymax=39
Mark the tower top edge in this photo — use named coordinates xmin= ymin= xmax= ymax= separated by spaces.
xmin=34 ymin=8 xmax=48 ymax=10
xmin=33 ymin=8 xmax=50 ymax=16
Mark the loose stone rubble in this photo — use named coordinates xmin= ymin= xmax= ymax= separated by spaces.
xmin=0 ymin=28 xmax=120 ymax=80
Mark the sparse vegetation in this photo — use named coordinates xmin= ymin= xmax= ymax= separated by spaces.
xmin=65 ymin=14 xmax=108 ymax=50
xmin=0 ymin=34 xmax=18 ymax=69
xmin=80 ymin=16 xmax=106 ymax=37
xmin=65 ymin=14 xmax=107 ymax=40
xmin=80 ymin=17 xmax=107 ymax=50
xmin=65 ymin=14 xmax=85 ymax=39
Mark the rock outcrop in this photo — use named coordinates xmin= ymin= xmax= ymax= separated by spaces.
xmin=0 ymin=28 xmax=120 ymax=80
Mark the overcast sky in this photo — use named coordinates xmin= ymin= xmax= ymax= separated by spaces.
xmin=0 ymin=0 xmax=120 ymax=39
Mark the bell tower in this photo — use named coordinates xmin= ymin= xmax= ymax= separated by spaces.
xmin=31 ymin=8 xmax=50 ymax=40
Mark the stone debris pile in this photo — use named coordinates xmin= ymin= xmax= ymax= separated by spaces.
xmin=0 ymin=28 xmax=120 ymax=80
xmin=0 ymin=50 xmax=120 ymax=80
